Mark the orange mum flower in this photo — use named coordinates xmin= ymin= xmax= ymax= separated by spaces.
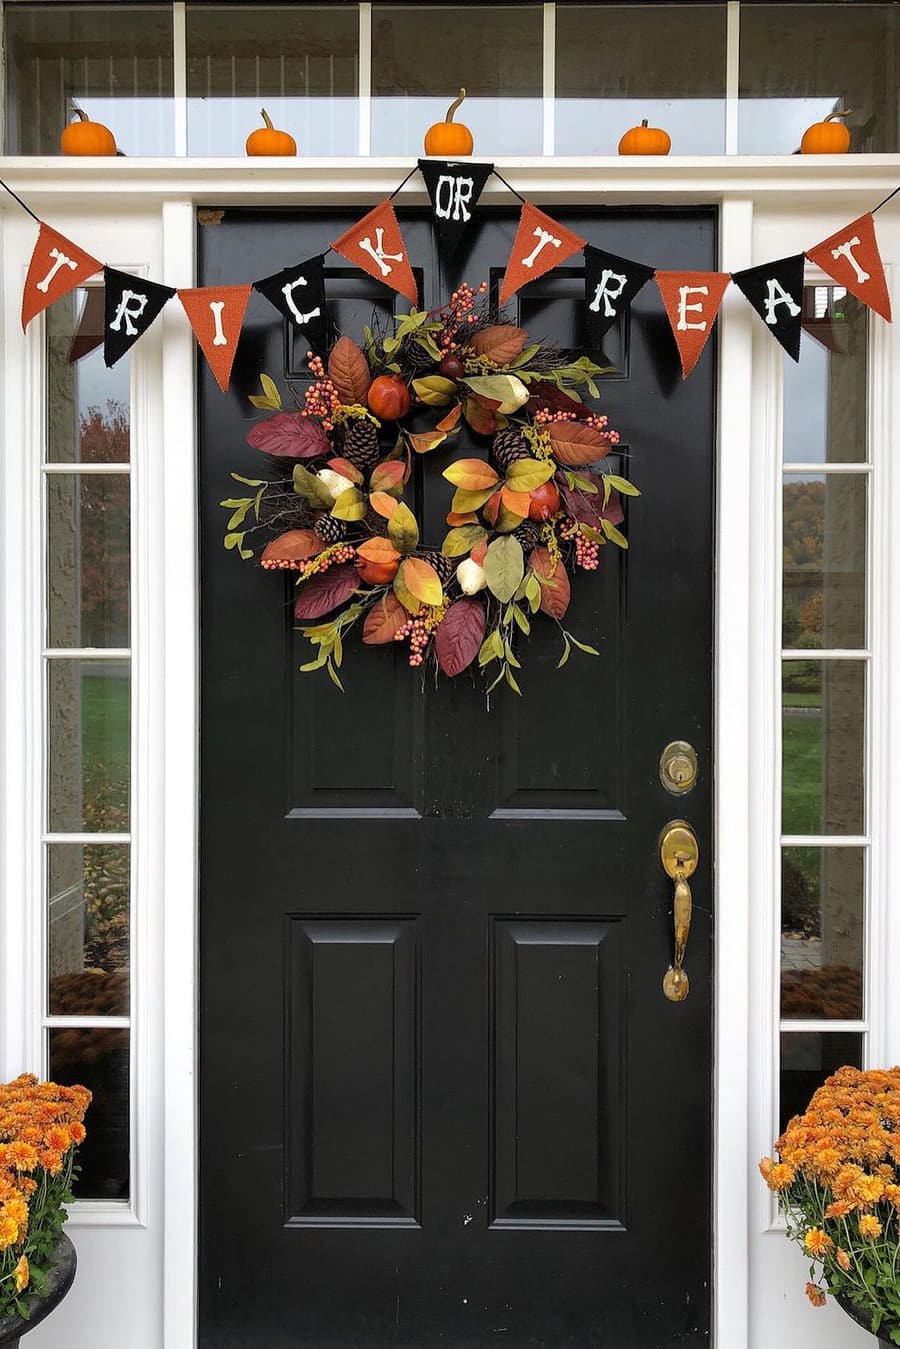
xmin=804 ymin=1228 xmax=833 ymax=1257
xmin=836 ymin=1249 xmax=852 ymax=1272
xmin=13 ymin=1256 xmax=29 ymax=1293
xmin=0 ymin=1215 xmax=18 ymax=1250
xmin=5 ymin=1141 xmax=37 ymax=1173
xmin=806 ymin=1283 xmax=827 ymax=1308
xmin=859 ymin=1215 xmax=883 ymax=1240
xmin=45 ymin=1125 xmax=71 ymax=1154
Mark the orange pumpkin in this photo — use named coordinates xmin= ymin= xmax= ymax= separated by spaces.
xmin=424 ymin=89 xmax=474 ymax=157
xmin=618 ymin=118 xmax=671 ymax=156
xmin=60 ymin=109 xmax=117 ymax=157
xmin=357 ymin=556 xmax=400 ymax=586
xmin=367 ymin=374 xmax=411 ymax=422
xmin=800 ymin=110 xmax=852 ymax=154
xmin=246 ymin=108 xmax=297 ymax=156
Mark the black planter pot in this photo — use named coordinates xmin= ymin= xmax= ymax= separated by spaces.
xmin=0 ymin=1234 xmax=76 ymax=1348
xmin=838 ymin=1294 xmax=899 ymax=1347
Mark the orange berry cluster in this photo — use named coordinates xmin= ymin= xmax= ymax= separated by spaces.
xmin=439 ymin=281 xmax=489 ymax=350
xmin=262 ymin=542 xmax=355 ymax=574
xmin=395 ymin=612 xmax=430 ymax=667
xmin=300 ymin=353 xmax=342 ymax=431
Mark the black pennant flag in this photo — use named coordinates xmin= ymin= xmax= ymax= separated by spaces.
xmin=103 ymin=267 xmax=176 ymax=368
xmin=417 ymin=159 xmax=494 ymax=255
xmin=731 ymin=253 xmax=806 ymax=362
xmin=583 ymin=245 xmax=655 ymax=349
xmin=253 ymin=253 xmax=329 ymax=352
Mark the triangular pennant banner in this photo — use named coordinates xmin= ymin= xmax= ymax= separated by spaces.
xmin=331 ymin=201 xmax=418 ymax=305
xmin=103 ymin=267 xmax=175 ymax=368
xmin=806 ymin=213 xmax=891 ymax=322
xmin=253 ymin=253 xmax=329 ymax=352
xmin=500 ymin=203 xmax=586 ymax=305
xmin=583 ymin=244 xmax=655 ymax=348
xmin=178 ymin=285 xmax=252 ymax=393
xmin=655 ymin=271 xmax=731 ymax=378
xmin=417 ymin=159 xmax=494 ymax=255
xmin=22 ymin=222 xmax=103 ymax=330
xmin=731 ymin=253 xmax=806 ymax=362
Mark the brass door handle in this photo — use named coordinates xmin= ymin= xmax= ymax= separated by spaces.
xmin=659 ymin=820 xmax=699 ymax=1002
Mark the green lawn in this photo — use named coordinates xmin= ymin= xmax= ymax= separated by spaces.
xmin=81 ymin=673 xmax=130 ymax=831
xmin=782 ymin=709 xmax=822 ymax=837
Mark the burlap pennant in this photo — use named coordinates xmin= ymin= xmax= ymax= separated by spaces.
xmin=655 ymin=271 xmax=731 ymax=378
xmin=806 ymin=213 xmax=891 ymax=322
xmin=104 ymin=267 xmax=176 ymax=368
xmin=331 ymin=201 xmax=418 ymax=305
xmin=499 ymin=204 xmax=586 ymax=306
xmin=22 ymin=222 xmax=102 ymax=330
xmin=178 ymin=285 xmax=252 ymax=393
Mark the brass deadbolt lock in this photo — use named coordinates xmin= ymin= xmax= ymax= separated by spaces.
xmin=659 ymin=741 xmax=698 ymax=796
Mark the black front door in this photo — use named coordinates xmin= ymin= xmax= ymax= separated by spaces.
xmin=199 ymin=207 xmax=715 ymax=1349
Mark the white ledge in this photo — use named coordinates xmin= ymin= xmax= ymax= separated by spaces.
xmin=0 ymin=154 xmax=899 ymax=207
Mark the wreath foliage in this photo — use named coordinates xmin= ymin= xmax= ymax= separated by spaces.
xmin=221 ymin=282 xmax=639 ymax=696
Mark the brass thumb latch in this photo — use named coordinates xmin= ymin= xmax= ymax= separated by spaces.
xmin=659 ymin=820 xmax=699 ymax=1003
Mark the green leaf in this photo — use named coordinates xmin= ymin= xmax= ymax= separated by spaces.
xmin=512 ymin=604 xmax=531 ymax=636
xmin=504 ymin=458 xmax=555 ymax=492
xmin=231 ymin=472 xmax=266 ymax=488
xmin=503 ymin=638 xmax=521 ymax=668
xmin=388 ymin=501 xmax=420 ymax=554
xmin=507 ymin=342 xmax=541 ymax=369
xmin=441 ymin=524 xmax=488 ymax=557
xmin=569 ymin=634 xmax=600 ymax=656
xmin=249 ymin=373 xmax=282 ymax=410
xmin=557 ymin=635 xmax=571 ymax=669
xmin=524 ymin=572 xmax=542 ymax=614
xmin=452 ymin=485 xmax=497 ymax=514
xmin=505 ymin=666 xmax=523 ymax=695
xmin=483 ymin=535 xmax=524 ymax=604
xmin=565 ymin=471 xmax=599 ymax=494
xmin=332 ymin=486 xmax=367 ymax=521
xmin=412 ymin=375 xmax=457 ymax=406
xmin=460 ymin=373 xmax=530 ymax=414
xmin=293 ymin=464 xmax=334 ymax=509
xmin=604 ymin=473 xmax=641 ymax=497
xmin=326 ymin=660 xmax=345 ymax=691
xmin=224 ymin=531 xmax=253 ymax=560
xmin=414 ymin=333 xmax=443 ymax=361
xmin=478 ymin=628 xmax=504 ymax=666
xmin=601 ymin=518 xmax=629 ymax=549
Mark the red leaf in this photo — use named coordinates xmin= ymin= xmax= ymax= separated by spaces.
xmin=246 ymin=411 xmax=329 ymax=459
xmin=261 ymin=529 xmax=322 ymax=563
xmin=363 ymin=591 xmax=407 ymax=644
xmin=548 ymin=421 xmax=612 ymax=468
xmin=530 ymin=546 xmax=571 ymax=620
xmin=469 ymin=324 xmax=527 ymax=365
xmin=328 ymin=336 xmax=371 ymax=405
xmin=526 ymin=381 xmax=591 ymax=420
xmin=293 ymin=563 xmax=358 ymax=620
xmin=462 ymin=396 xmax=498 ymax=436
xmin=561 ymin=477 xmax=625 ymax=528
xmin=434 ymin=598 xmax=486 ymax=676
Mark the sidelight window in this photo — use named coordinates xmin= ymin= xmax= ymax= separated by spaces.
xmin=43 ymin=288 xmax=132 ymax=1203
xmin=778 ymin=282 xmax=870 ymax=1130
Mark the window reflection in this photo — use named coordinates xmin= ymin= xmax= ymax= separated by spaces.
xmin=47 ymin=475 xmax=131 ymax=649
xmin=48 ymin=845 xmax=130 ymax=1017
xmin=783 ymin=289 xmax=867 ymax=465
xmin=781 ymin=847 xmax=864 ymax=1021
xmin=48 ymin=660 xmax=131 ymax=834
xmin=782 ymin=474 xmax=866 ymax=650
xmin=780 ymin=1032 xmax=863 ymax=1132
xmin=49 ymin=1029 xmax=130 ymax=1200
xmin=47 ymin=291 xmax=130 ymax=465
xmin=782 ymin=660 xmax=865 ymax=836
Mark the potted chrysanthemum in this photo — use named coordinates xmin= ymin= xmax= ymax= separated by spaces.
xmin=0 ymin=1074 xmax=90 ymax=1348
xmin=761 ymin=1065 xmax=900 ymax=1346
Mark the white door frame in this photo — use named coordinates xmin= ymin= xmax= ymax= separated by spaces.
xmin=2 ymin=157 xmax=900 ymax=1349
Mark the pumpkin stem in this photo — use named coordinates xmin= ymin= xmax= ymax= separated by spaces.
xmin=641 ymin=119 xmax=649 ymax=128
xmin=445 ymin=89 xmax=466 ymax=124
xmin=72 ymin=108 xmax=88 ymax=123
xmin=261 ymin=108 xmax=274 ymax=131
xmin=828 ymin=109 xmax=852 ymax=122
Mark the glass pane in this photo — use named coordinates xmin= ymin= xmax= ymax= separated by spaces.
xmin=4 ymin=4 xmax=174 ymax=155
xmin=780 ymin=1031 xmax=863 ymax=1132
xmin=48 ymin=844 xmax=129 ymax=1016
xmin=555 ymin=4 xmax=726 ymax=155
xmin=781 ymin=847 xmax=864 ymax=1021
xmin=47 ymin=290 xmax=130 ymax=465
xmin=186 ymin=4 xmax=359 ymax=156
xmin=782 ymin=474 xmax=866 ymax=650
xmin=784 ymin=287 xmax=867 ymax=465
xmin=47 ymin=475 xmax=130 ymax=649
xmin=48 ymin=660 xmax=130 ymax=834
xmin=740 ymin=5 xmax=900 ymax=154
xmin=372 ymin=5 xmax=543 ymax=155
xmin=49 ymin=1028 xmax=129 ymax=1200
xmin=782 ymin=659 xmax=865 ymax=836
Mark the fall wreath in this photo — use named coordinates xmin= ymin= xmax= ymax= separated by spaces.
xmin=221 ymin=282 xmax=638 ymax=695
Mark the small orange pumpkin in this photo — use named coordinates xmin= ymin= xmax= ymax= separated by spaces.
xmin=618 ymin=118 xmax=671 ymax=156
xmin=60 ymin=109 xmax=117 ymax=157
xmin=424 ymin=89 xmax=474 ymax=157
xmin=246 ymin=108 xmax=297 ymax=156
xmin=801 ymin=110 xmax=852 ymax=155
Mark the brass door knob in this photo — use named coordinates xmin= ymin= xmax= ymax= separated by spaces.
xmin=659 ymin=741 xmax=698 ymax=795
xmin=659 ymin=820 xmax=699 ymax=1002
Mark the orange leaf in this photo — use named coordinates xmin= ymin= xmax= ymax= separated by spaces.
xmin=261 ymin=529 xmax=322 ymax=563
xmin=402 ymin=557 xmax=443 ymax=607
xmin=468 ymin=324 xmax=527 ymax=365
xmin=362 ymin=591 xmax=407 ymax=644
xmin=408 ymin=429 xmax=448 ymax=455
xmin=326 ymin=456 xmax=364 ymax=485
xmin=437 ymin=403 xmax=463 ymax=432
xmin=470 ymin=538 xmax=489 ymax=565
xmin=369 ymin=491 xmax=399 ymax=519
xmin=547 ymin=421 xmax=612 ymax=468
xmin=483 ymin=490 xmax=502 ymax=526
xmin=327 ymin=336 xmax=371 ymax=405
xmin=530 ymin=545 xmax=571 ymax=620
xmin=357 ymin=536 xmax=401 ymax=564
xmin=500 ymin=486 xmax=531 ymax=519
xmin=370 ymin=460 xmax=406 ymax=493
xmin=446 ymin=510 xmax=479 ymax=527
xmin=443 ymin=458 xmax=500 ymax=491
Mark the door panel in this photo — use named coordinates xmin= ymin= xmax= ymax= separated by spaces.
xmin=199 ymin=207 xmax=715 ymax=1348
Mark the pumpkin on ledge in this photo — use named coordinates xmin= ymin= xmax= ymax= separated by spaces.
xmin=246 ymin=108 xmax=297 ymax=157
xmin=618 ymin=118 xmax=671 ymax=156
xmin=60 ymin=109 xmax=117 ymax=156
xmin=424 ymin=89 xmax=474 ymax=157
xmin=801 ymin=110 xmax=852 ymax=154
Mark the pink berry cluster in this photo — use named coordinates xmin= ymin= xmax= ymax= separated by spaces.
xmin=394 ymin=612 xmax=431 ymax=667
xmin=532 ymin=406 xmax=620 ymax=446
xmin=300 ymin=352 xmax=342 ymax=431
xmin=574 ymin=532 xmax=601 ymax=570
xmin=291 ymin=542 xmax=356 ymax=579
xmin=585 ymin=411 xmax=621 ymax=445
xmin=439 ymin=281 xmax=489 ymax=350
xmin=533 ymin=408 xmax=580 ymax=425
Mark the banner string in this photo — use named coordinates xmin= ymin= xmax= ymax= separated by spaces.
xmin=0 ymin=176 xmax=42 ymax=225
xmin=872 ymin=183 xmax=900 ymax=214
xmin=490 ymin=170 xmax=527 ymax=205
xmin=390 ymin=166 xmax=419 ymax=200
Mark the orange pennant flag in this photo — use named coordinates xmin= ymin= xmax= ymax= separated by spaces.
xmin=806 ymin=213 xmax=891 ymax=322
xmin=499 ymin=204 xmax=586 ymax=305
xmin=178 ymin=285 xmax=252 ymax=393
xmin=331 ymin=201 xmax=418 ymax=305
xmin=21 ymin=223 xmax=102 ymax=330
xmin=655 ymin=271 xmax=731 ymax=378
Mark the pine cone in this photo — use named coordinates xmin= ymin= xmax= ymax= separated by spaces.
xmin=314 ymin=513 xmax=347 ymax=544
xmin=492 ymin=428 xmax=529 ymax=470
xmin=343 ymin=418 xmax=380 ymax=472
xmin=419 ymin=549 xmax=455 ymax=586
xmin=513 ymin=520 xmax=541 ymax=552
xmin=363 ymin=505 xmax=389 ymax=537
